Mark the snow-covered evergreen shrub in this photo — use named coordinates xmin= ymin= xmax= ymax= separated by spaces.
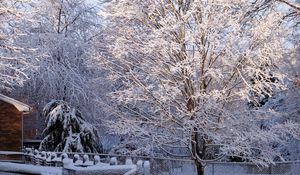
xmin=109 ymin=139 xmax=150 ymax=156
xmin=39 ymin=100 xmax=102 ymax=153
xmin=262 ymin=84 xmax=300 ymax=161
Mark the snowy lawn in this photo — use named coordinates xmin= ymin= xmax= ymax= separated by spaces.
xmin=0 ymin=162 xmax=63 ymax=175
xmin=0 ymin=151 xmax=23 ymax=155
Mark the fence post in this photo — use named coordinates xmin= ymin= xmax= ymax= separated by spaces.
xmin=41 ymin=151 xmax=46 ymax=165
xmin=144 ymin=161 xmax=150 ymax=175
xmin=270 ymin=164 xmax=273 ymax=174
xmin=73 ymin=154 xmax=82 ymax=166
xmin=83 ymin=154 xmax=89 ymax=164
xmin=61 ymin=153 xmax=68 ymax=161
xmin=125 ymin=157 xmax=133 ymax=165
xmin=137 ymin=160 xmax=143 ymax=175
xmin=110 ymin=157 xmax=118 ymax=165
xmin=34 ymin=150 xmax=39 ymax=165
xmin=73 ymin=154 xmax=79 ymax=163
xmin=94 ymin=155 xmax=100 ymax=165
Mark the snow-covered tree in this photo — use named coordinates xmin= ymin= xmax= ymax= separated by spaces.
xmin=251 ymin=0 xmax=300 ymax=80
xmin=9 ymin=0 xmax=107 ymax=135
xmin=17 ymin=0 xmax=100 ymax=102
xmin=261 ymin=0 xmax=300 ymax=14
xmin=98 ymin=1 xmax=300 ymax=175
xmin=0 ymin=0 xmax=36 ymax=91
xmin=39 ymin=100 xmax=102 ymax=153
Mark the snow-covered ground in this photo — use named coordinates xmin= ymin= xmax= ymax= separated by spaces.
xmin=159 ymin=162 xmax=300 ymax=175
xmin=0 ymin=151 xmax=23 ymax=155
xmin=1 ymin=161 xmax=300 ymax=175
xmin=159 ymin=164 xmax=196 ymax=175
xmin=0 ymin=172 xmax=26 ymax=175
xmin=0 ymin=162 xmax=63 ymax=175
xmin=0 ymin=158 xmax=147 ymax=175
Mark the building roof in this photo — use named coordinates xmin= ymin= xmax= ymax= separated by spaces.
xmin=0 ymin=94 xmax=31 ymax=113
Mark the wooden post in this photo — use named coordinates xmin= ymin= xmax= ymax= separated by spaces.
xmin=61 ymin=153 xmax=68 ymax=161
xmin=94 ymin=155 xmax=100 ymax=165
xmin=110 ymin=157 xmax=118 ymax=165
xmin=144 ymin=161 xmax=150 ymax=175
xmin=137 ymin=160 xmax=143 ymax=175
xmin=73 ymin=154 xmax=79 ymax=163
xmin=83 ymin=154 xmax=89 ymax=164
xmin=41 ymin=151 xmax=46 ymax=165
xmin=125 ymin=157 xmax=133 ymax=165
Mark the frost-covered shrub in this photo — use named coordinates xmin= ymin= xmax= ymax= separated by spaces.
xmin=262 ymin=84 xmax=300 ymax=161
xmin=39 ymin=100 xmax=102 ymax=153
xmin=109 ymin=140 xmax=150 ymax=156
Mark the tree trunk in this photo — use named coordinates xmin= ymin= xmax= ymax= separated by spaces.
xmin=195 ymin=160 xmax=205 ymax=175
xmin=191 ymin=131 xmax=205 ymax=175
xmin=191 ymin=124 xmax=204 ymax=175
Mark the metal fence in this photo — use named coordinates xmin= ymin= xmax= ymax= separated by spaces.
xmin=151 ymin=159 xmax=300 ymax=175
xmin=205 ymin=161 xmax=300 ymax=175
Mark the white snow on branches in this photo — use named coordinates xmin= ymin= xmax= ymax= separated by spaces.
xmin=98 ymin=0 xmax=300 ymax=168
xmin=39 ymin=100 xmax=102 ymax=153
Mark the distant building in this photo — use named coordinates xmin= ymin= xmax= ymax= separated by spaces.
xmin=0 ymin=94 xmax=30 ymax=151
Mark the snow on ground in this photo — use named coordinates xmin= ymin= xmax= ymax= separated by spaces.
xmin=0 ymin=151 xmax=23 ymax=155
xmin=0 ymin=160 xmax=139 ymax=175
xmin=158 ymin=162 xmax=300 ymax=175
xmin=159 ymin=164 xmax=196 ymax=175
xmin=0 ymin=162 xmax=63 ymax=175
